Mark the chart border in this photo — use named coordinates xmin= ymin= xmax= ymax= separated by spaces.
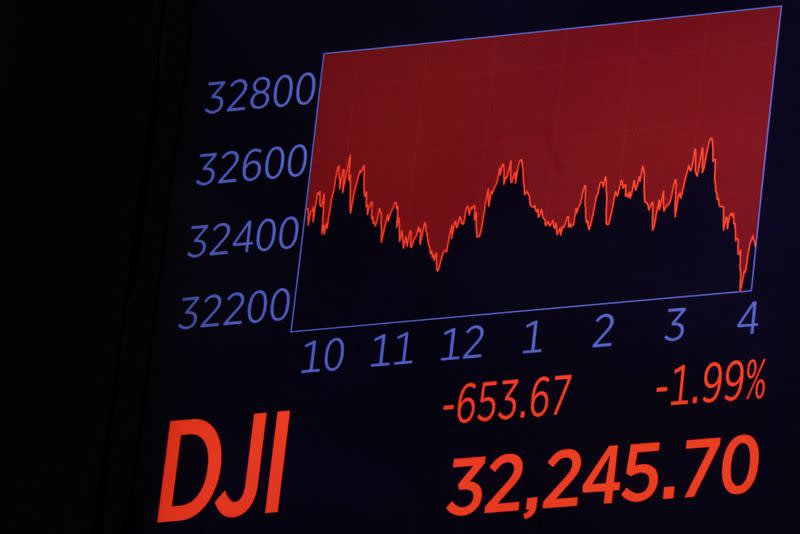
xmin=290 ymin=5 xmax=782 ymax=333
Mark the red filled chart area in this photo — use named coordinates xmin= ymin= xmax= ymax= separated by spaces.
xmin=294 ymin=8 xmax=779 ymax=331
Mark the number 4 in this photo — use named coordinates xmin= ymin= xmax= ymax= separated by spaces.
xmin=582 ymin=445 xmax=621 ymax=504
xmin=737 ymin=301 xmax=758 ymax=335
xmin=233 ymin=221 xmax=253 ymax=252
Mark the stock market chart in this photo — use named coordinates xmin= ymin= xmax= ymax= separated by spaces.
xmin=135 ymin=3 xmax=796 ymax=532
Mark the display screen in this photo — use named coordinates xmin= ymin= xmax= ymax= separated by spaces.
xmin=135 ymin=2 xmax=795 ymax=531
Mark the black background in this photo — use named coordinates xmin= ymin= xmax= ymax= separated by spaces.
xmin=13 ymin=1 xmax=798 ymax=532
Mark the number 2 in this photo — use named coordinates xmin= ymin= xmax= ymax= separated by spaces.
xmin=226 ymin=79 xmax=248 ymax=112
xmin=592 ymin=313 xmax=614 ymax=348
xmin=485 ymin=454 xmax=523 ymax=513
xmin=543 ymin=448 xmax=581 ymax=509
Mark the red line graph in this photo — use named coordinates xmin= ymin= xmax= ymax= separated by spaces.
xmin=307 ymin=137 xmax=754 ymax=288
xmin=305 ymin=8 xmax=779 ymax=292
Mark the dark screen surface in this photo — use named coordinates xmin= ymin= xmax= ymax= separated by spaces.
xmin=130 ymin=1 xmax=798 ymax=532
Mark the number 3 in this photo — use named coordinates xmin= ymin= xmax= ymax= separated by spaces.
xmin=664 ymin=307 xmax=686 ymax=342
xmin=204 ymin=81 xmax=226 ymax=114
xmin=187 ymin=225 xmax=208 ymax=258
xmin=178 ymin=296 xmax=200 ymax=330
xmin=446 ymin=457 xmax=485 ymax=516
